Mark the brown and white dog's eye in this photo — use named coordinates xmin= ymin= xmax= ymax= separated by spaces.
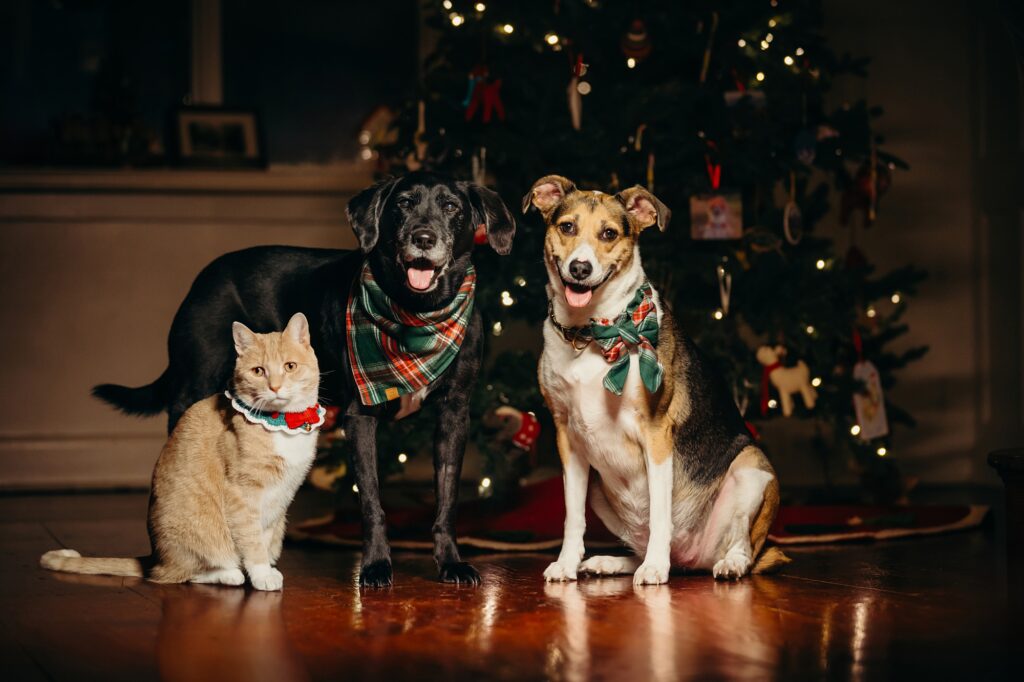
xmin=284 ymin=362 xmax=297 ymax=372
xmin=599 ymin=227 xmax=618 ymax=242
xmin=252 ymin=366 xmax=265 ymax=377
xmin=558 ymin=221 xmax=577 ymax=236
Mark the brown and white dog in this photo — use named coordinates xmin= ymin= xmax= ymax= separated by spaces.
xmin=524 ymin=175 xmax=788 ymax=585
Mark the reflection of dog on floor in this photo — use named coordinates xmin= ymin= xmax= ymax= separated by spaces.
xmin=525 ymin=175 xmax=789 ymax=585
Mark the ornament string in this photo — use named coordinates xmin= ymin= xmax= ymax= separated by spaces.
xmin=699 ymin=11 xmax=719 ymax=84
xmin=704 ymin=142 xmax=721 ymax=191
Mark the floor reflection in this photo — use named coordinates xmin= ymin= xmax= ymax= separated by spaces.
xmin=156 ymin=585 xmax=308 ymax=682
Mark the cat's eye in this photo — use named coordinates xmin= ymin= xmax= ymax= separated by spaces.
xmin=252 ymin=367 xmax=265 ymax=376
xmin=284 ymin=362 xmax=297 ymax=372
xmin=558 ymin=221 xmax=576 ymax=236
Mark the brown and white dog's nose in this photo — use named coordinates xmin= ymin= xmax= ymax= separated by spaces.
xmin=568 ymin=259 xmax=593 ymax=281
xmin=411 ymin=229 xmax=437 ymax=251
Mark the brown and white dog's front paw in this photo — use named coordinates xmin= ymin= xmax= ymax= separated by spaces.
xmin=632 ymin=560 xmax=670 ymax=585
xmin=544 ymin=560 xmax=579 ymax=582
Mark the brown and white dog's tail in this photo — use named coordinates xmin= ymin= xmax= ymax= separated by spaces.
xmin=40 ymin=549 xmax=145 ymax=577
xmin=751 ymin=546 xmax=791 ymax=574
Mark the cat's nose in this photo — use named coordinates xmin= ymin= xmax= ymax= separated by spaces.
xmin=269 ymin=384 xmax=281 ymax=393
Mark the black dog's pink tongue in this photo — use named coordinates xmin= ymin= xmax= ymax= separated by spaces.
xmin=407 ymin=267 xmax=434 ymax=290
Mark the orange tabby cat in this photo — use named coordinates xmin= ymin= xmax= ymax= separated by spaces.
xmin=41 ymin=313 xmax=324 ymax=591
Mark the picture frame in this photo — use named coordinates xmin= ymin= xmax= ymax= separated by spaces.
xmin=173 ymin=107 xmax=266 ymax=168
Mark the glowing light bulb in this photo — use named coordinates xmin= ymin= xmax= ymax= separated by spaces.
xmin=877 ymin=447 xmax=888 ymax=457
xmin=811 ymin=377 xmax=822 ymax=387
xmin=866 ymin=306 xmax=877 ymax=318
xmin=768 ymin=399 xmax=778 ymax=409
xmin=514 ymin=276 xmax=527 ymax=287
xmin=756 ymin=71 xmax=765 ymax=82
xmin=545 ymin=33 xmax=559 ymax=45
xmin=443 ymin=0 xmax=452 ymax=8
xmin=398 ymin=452 xmax=408 ymax=463
xmin=795 ymin=47 xmax=805 ymax=56
xmin=765 ymin=33 xmax=774 ymax=42
xmin=850 ymin=424 xmax=861 ymax=436
xmin=481 ymin=477 xmax=492 ymax=488
xmin=737 ymin=38 xmax=747 ymax=48
xmin=769 ymin=19 xmax=777 ymax=28
xmin=626 ymin=57 xmax=636 ymax=69
xmin=352 ymin=484 xmax=360 ymax=493
xmin=492 ymin=321 xmax=503 ymax=336
xmin=806 ymin=325 xmax=815 ymax=335
xmin=501 ymin=291 xmax=514 ymax=306
xmin=713 ymin=309 xmax=724 ymax=320
xmin=474 ymin=2 xmax=486 ymax=11
xmin=784 ymin=55 xmax=794 ymax=66
xmin=891 ymin=293 xmax=902 ymax=304
xmin=760 ymin=40 xmax=770 ymax=50
xmin=449 ymin=12 xmax=464 ymax=26
xmin=816 ymin=259 xmax=826 ymax=270
xmin=502 ymin=23 xmax=514 ymax=34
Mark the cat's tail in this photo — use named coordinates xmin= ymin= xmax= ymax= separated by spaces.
xmin=751 ymin=546 xmax=791 ymax=574
xmin=40 ymin=549 xmax=146 ymax=578
xmin=92 ymin=369 xmax=169 ymax=416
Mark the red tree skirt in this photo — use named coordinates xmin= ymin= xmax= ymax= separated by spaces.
xmin=290 ymin=477 xmax=989 ymax=551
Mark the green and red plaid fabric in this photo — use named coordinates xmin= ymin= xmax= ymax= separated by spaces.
xmin=590 ymin=282 xmax=664 ymax=395
xmin=346 ymin=262 xmax=476 ymax=406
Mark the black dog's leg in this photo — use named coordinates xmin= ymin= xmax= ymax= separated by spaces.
xmin=432 ymin=390 xmax=480 ymax=585
xmin=344 ymin=409 xmax=392 ymax=587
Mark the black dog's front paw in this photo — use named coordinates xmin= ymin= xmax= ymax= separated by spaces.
xmin=439 ymin=561 xmax=481 ymax=585
xmin=360 ymin=559 xmax=393 ymax=588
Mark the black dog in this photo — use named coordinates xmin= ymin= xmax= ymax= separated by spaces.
xmin=93 ymin=171 xmax=516 ymax=587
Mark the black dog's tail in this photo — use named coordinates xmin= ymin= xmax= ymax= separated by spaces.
xmin=92 ymin=369 xmax=169 ymax=416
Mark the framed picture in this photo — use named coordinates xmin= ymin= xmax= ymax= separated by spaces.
xmin=689 ymin=192 xmax=744 ymax=240
xmin=174 ymin=107 xmax=265 ymax=167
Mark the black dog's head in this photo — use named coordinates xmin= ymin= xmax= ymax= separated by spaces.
xmin=347 ymin=172 xmax=516 ymax=310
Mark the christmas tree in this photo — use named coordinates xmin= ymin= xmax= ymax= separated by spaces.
xmin=329 ymin=0 xmax=927 ymax=503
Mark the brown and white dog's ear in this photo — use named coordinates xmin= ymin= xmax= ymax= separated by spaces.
xmin=615 ymin=186 xmax=671 ymax=232
xmin=461 ymin=182 xmax=516 ymax=255
xmin=521 ymin=175 xmax=576 ymax=216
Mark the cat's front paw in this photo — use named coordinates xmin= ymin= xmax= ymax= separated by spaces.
xmin=359 ymin=559 xmax=393 ymax=588
xmin=249 ymin=564 xmax=283 ymax=591
xmin=439 ymin=562 xmax=480 ymax=585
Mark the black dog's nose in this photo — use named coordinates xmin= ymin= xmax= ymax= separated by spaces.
xmin=568 ymin=259 xmax=593 ymax=281
xmin=411 ymin=229 xmax=437 ymax=251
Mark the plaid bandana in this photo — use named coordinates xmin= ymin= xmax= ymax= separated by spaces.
xmin=346 ymin=262 xmax=476 ymax=406
xmin=590 ymin=282 xmax=664 ymax=395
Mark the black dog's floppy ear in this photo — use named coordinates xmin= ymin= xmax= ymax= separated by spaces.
xmin=346 ymin=177 xmax=400 ymax=253
xmin=521 ymin=175 xmax=576 ymax=216
xmin=463 ymin=183 xmax=516 ymax=255
xmin=615 ymin=185 xmax=671 ymax=232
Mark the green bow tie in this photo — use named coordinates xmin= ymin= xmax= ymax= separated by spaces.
xmin=589 ymin=283 xmax=664 ymax=395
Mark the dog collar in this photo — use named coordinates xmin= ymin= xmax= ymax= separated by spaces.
xmin=548 ymin=299 xmax=595 ymax=351
xmin=225 ymin=391 xmax=326 ymax=434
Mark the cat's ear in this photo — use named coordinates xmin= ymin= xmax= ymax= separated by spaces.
xmin=232 ymin=321 xmax=256 ymax=355
xmin=283 ymin=313 xmax=311 ymax=347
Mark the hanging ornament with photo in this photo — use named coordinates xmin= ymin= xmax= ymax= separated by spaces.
xmin=690 ymin=141 xmax=743 ymax=240
xmin=851 ymin=328 xmax=889 ymax=440
xmin=783 ymin=172 xmax=803 ymax=245
xmin=567 ymin=53 xmax=589 ymax=131
xmin=621 ymin=19 xmax=652 ymax=64
xmin=841 ymin=144 xmax=891 ymax=227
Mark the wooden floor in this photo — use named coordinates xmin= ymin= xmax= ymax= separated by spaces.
xmin=0 ymin=491 xmax=1015 ymax=681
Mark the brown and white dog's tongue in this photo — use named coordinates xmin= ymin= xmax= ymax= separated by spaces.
xmin=565 ymin=287 xmax=593 ymax=308
xmin=407 ymin=267 xmax=435 ymax=291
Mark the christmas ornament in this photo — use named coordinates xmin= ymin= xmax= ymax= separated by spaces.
xmin=621 ymin=19 xmax=652 ymax=62
xmin=851 ymin=328 xmax=889 ymax=440
xmin=690 ymin=144 xmax=742 ymax=239
xmin=464 ymin=66 xmax=506 ymax=123
xmin=783 ymin=172 xmax=803 ymax=245
xmin=716 ymin=261 xmax=732 ymax=315
xmin=756 ymin=345 xmax=818 ymax=417
xmin=841 ymin=148 xmax=892 ymax=227
xmin=481 ymin=405 xmax=542 ymax=467
xmin=567 ymin=54 xmax=588 ymax=130
xmin=794 ymin=129 xmax=816 ymax=165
